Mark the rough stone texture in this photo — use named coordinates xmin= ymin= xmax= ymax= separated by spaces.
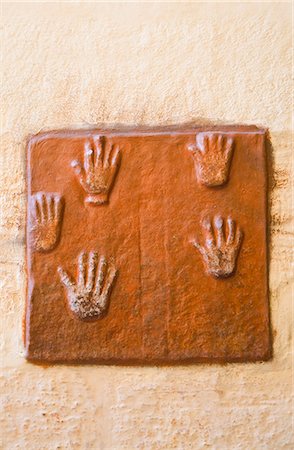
xmin=1 ymin=2 xmax=292 ymax=449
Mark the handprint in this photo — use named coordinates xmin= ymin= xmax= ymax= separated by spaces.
xmin=188 ymin=133 xmax=234 ymax=186
xmin=30 ymin=192 xmax=64 ymax=252
xmin=71 ymin=136 xmax=121 ymax=205
xmin=58 ymin=251 xmax=118 ymax=321
xmin=192 ymin=216 xmax=243 ymax=278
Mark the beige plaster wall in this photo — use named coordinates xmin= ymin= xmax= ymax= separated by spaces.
xmin=1 ymin=2 xmax=293 ymax=449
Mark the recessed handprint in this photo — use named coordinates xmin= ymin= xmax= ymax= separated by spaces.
xmin=58 ymin=251 xmax=118 ymax=321
xmin=188 ymin=133 xmax=234 ymax=187
xmin=30 ymin=192 xmax=64 ymax=252
xmin=192 ymin=216 xmax=243 ymax=278
xmin=71 ymin=136 xmax=121 ymax=205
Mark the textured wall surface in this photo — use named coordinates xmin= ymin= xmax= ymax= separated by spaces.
xmin=1 ymin=2 xmax=293 ymax=449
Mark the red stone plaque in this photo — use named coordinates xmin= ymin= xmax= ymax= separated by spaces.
xmin=25 ymin=126 xmax=271 ymax=364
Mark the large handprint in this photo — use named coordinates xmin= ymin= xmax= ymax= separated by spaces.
xmin=188 ymin=133 xmax=234 ymax=187
xmin=71 ymin=136 xmax=121 ymax=205
xmin=30 ymin=192 xmax=64 ymax=252
xmin=58 ymin=251 xmax=118 ymax=321
xmin=192 ymin=216 xmax=243 ymax=278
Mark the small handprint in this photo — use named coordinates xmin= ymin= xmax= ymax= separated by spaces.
xmin=58 ymin=251 xmax=118 ymax=321
xmin=30 ymin=192 xmax=64 ymax=252
xmin=71 ymin=136 xmax=121 ymax=205
xmin=188 ymin=133 xmax=234 ymax=187
xmin=192 ymin=216 xmax=243 ymax=278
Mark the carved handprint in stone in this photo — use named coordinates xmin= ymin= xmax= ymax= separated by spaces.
xmin=71 ymin=136 xmax=121 ymax=205
xmin=192 ymin=216 xmax=243 ymax=278
xmin=30 ymin=192 xmax=64 ymax=252
xmin=58 ymin=251 xmax=118 ymax=321
xmin=188 ymin=133 xmax=234 ymax=186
